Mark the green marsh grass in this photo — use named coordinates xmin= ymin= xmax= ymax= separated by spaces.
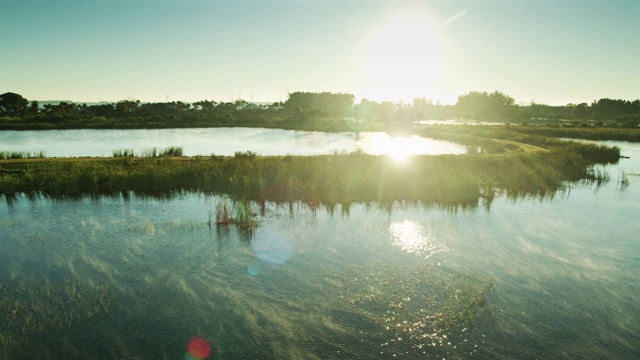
xmin=0 ymin=125 xmax=620 ymax=206
xmin=0 ymin=144 xmax=618 ymax=205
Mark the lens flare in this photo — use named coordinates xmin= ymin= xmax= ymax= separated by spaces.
xmin=247 ymin=265 xmax=261 ymax=276
xmin=252 ymin=228 xmax=293 ymax=265
xmin=187 ymin=337 xmax=211 ymax=359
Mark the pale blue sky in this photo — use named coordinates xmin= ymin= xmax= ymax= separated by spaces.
xmin=1 ymin=0 xmax=639 ymax=105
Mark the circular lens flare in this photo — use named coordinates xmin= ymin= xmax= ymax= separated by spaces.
xmin=247 ymin=265 xmax=261 ymax=276
xmin=252 ymin=228 xmax=293 ymax=265
xmin=187 ymin=337 xmax=211 ymax=359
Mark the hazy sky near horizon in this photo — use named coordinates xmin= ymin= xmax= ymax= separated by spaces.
xmin=2 ymin=0 xmax=639 ymax=105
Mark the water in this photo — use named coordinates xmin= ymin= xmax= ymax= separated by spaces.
xmin=1 ymin=142 xmax=639 ymax=358
xmin=0 ymin=128 xmax=467 ymax=157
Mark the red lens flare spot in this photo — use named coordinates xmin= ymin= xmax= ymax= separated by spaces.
xmin=187 ymin=337 xmax=211 ymax=359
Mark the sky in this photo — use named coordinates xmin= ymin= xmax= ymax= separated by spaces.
xmin=1 ymin=0 xmax=639 ymax=105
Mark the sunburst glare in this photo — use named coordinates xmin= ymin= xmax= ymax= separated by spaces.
xmin=362 ymin=10 xmax=441 ymax=103
xmin=380 ymin=136 xmax=416 ymax=162
xmin=359 ymin=133 xmax=466 ymax=161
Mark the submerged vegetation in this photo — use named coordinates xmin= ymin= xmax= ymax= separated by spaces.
xmin=0 ymin=281 xmax=114 ymax=349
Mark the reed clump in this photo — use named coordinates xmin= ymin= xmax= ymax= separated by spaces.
xmin=112 ymin=146 xmax=184 ymax=158
xmin=112 ymin=148 xmax=135 ymax=157
xmin=210 ymin=200 xmax=258 ymax=233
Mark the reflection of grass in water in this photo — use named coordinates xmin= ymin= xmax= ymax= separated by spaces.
xmin=0 ymin=281 xmax=114 ymax=349
xmin=332 ymin=264 xmax=493 ymax=352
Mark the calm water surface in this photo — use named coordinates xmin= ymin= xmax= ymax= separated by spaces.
xmin=0 ymin=128 xmax=466 ymax=157
xmin=0 ymin=141 xmax=639 ymax=359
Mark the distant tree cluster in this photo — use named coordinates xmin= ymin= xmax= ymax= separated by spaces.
xmin=1 ymin=90 xmax=639 ymax=130
xmin=284 ymin=91 xmax=355 ymax=120
xmin=354 ymin=92 xmax=517 ymax=128
xmin=354 ymin=91 xmax=640 ymax=127
xmin=0 ymin=91 xmax=359 ymax=129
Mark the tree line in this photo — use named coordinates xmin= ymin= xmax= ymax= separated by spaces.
xmin=355 ymin=91 xmax=640 ymax=127
xmin=1 ymin=90 xmax=639 ymax=130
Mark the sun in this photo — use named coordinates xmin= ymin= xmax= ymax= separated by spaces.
xmin=361 ymin=10 xmax=441 ymax=103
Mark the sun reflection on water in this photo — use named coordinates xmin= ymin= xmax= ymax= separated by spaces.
xmin=360 ymin=133 xmax=466 ymax=161
xmin=389 ymin=220 xmax=440 ymax=257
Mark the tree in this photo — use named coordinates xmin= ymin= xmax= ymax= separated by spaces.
xmin=29 ymin=100 xmax=39 ymax=114
xmin=0 ymin=92 xmax=29 ymax=116
xmin=455 ymin=91 xmax=516 ymax=120
xmin=571 ymin=103 xmax=590 ymax=120
xmin=115 ymin=100 xmax=140 ymax=113
xmin=174 ymin=101 xmax=191 ymax=111
xmin=193 ymin=100 xmax=217 ymax=111
xmin=284 ymin=92 xmax=355 ymax=118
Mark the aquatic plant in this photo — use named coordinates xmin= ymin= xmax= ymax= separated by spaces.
xmin=214 ymin=201 xmax=234 ymax=226
xmin=234 ymin=200 xmax=258 ymax=233
xmin=618 ymin=170 xmax=630 ymax=188
xmin=211 ymin=200 xmax=258 ymax=233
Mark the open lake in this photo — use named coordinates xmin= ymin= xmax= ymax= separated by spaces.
xmin=0 ymin=128 xmax=467 ymax=157
xmin=1 ymin=137 xmax=639 ymax=359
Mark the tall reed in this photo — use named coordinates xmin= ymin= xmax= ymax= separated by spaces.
xmin=112 ymin=146 xmax=184 ymax=158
